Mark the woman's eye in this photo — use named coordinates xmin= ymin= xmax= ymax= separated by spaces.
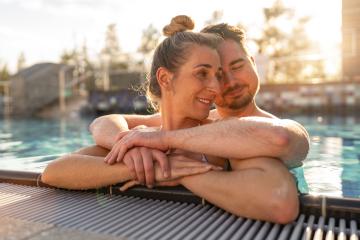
xmin=197 ymin=70 xmax=208 ymax=78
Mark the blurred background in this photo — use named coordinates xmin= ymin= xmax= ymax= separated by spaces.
xmin=0 ymin=0 xmax=359 ymax=198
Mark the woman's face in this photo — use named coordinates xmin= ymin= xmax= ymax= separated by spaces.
xmin=170 ymin=44 xmax=222 ymax=121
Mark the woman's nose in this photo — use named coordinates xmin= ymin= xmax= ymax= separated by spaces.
xmin=207 ymin=76 xmax=221 ymax=94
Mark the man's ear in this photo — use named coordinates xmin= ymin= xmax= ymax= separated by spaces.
xmin=156 ymin=67 xmax=173 ymax=90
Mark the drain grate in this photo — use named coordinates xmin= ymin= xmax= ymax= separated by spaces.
xmin=0 ymin=183 xmax=359 ymax=240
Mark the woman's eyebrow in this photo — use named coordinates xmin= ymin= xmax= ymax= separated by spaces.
xmin=194 ymin=63 xmax=212 ymax=68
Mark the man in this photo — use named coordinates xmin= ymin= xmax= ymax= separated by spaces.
xmin=90 ymin=23 xmax=310 ymax=223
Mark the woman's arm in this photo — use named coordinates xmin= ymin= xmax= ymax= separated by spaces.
xmin=41 ymin=154 xmax=133 ymax=190
xmin=41 ymin=151 xmax=215 ymax=190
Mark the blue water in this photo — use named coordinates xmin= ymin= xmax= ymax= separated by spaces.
xmin=1 ymin=115 xmax=360 ymax=198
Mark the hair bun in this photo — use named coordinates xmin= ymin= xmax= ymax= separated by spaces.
xmin=163 ymin=15 xmax=195 ymax=37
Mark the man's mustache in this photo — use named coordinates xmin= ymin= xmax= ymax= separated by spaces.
xmin=222 ymin=84 xmax=248 ymax=97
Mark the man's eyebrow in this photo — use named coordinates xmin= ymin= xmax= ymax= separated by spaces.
xmin=229 ymin=58 xmax=245 ymax=66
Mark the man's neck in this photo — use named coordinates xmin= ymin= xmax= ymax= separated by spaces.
xmin=216 ymin=101 xmax=260 ymax=118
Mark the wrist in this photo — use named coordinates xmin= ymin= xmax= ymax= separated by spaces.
xmin=161 ymin=130 xmax=173 ymax=150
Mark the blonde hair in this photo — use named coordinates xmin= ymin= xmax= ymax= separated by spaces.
xmin=146 ymin=15 xmax=221 ymax=111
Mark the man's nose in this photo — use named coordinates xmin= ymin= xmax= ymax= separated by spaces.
xmin=222 ymin=72 xmax=237 ymax=88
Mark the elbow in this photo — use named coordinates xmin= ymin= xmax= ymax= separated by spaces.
xmin=271 ymin=126 xmax=291 ymax=148
xmin=89 ymin=116 xmax=106 ymax=134
xmin=41 ymin=163 xmax=59 ymax=187
xmin=271 ymin=125 xmax=310 ymax=166
xmin=269 ymin=185 xmax=300 ymax=224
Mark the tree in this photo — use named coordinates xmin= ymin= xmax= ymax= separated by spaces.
xmin=17 ymin=52 xmax=26 ymax=71
xmin=137 ymin=24 xmax=160 ymax=70
xmin=255 ymin=0 xmax=326 ymax=83
xmin=0 ymin=64 xmax=10 ymax=81
xmin=101 ymin=24 xmax=128 ymax=70
xmin=138 ymin=24 xmax=160 ymax=56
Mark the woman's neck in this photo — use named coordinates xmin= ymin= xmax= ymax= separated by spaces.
xmin=159 ymin=103 xmax=201 ymax=131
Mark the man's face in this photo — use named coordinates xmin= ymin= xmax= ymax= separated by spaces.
xmin=215 ymin=39 xmax=260 ymax=110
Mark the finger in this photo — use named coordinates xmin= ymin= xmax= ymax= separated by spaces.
xmin=116 ymin=147 xmax=124 ymax=163
xmin=156 ymin=180 xmax=178 ymax=187
xmin=119 ymin=180 xmax=140 ymax=191
xmin=153 ymin=150 xmax=170 ymax=178
xmin=141 ymin=148 xmax=155 ymax=187
xmin=123 ymin=154 xmax=135 ymax=175
xmin=104 ymin=151 xmax=111 ymax=163
xmin=116 ymin=144 xmax=129 ymax=164
xmin=105 ymin=150 xmax=116 ymax=165
xmin=116 ymin=131 xmax=129 ymax=141
xmin=173 ymin=165 xmax=212 ymax=177
xmin=133 ymin=152 xmax=145 ymax=184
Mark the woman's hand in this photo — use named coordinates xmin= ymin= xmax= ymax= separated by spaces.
xmin=122 ymin=147 xmax=170 ymax=187
xmin=119 ymin=154 xmax=222 ymax=191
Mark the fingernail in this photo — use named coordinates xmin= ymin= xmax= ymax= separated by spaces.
xmin=164 ymin=172 xmax=169 ymax=178
xmin=148 ymin=185 xmax=153 ymax=189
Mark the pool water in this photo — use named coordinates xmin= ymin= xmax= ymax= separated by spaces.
xmin=1 ymin=115 xmax=360 ymax=198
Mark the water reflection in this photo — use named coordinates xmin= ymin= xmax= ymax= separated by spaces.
xmin=0 ymin=117 xmax=94 ymax=171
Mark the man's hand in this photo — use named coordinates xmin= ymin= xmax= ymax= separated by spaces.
xmin=104 ymin=129 xmax=169 ymax=165
xmin=122 ymin=147 xmax=170 ymax=187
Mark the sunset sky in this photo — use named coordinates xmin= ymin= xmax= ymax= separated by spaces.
xmin=0 ymin=0 xmax=341 ymax=73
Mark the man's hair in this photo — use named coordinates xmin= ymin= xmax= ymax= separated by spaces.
xmin=201 ymin=23 xmax=250 ymax=55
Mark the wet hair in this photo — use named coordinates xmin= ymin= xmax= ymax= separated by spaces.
xmin=146 ymin=15 xmax=221 ymax=111
xmin=201 ymin=23 xmax=250 ymax=56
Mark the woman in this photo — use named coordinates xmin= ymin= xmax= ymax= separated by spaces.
xmin=41 ymin=15 xmax=223 ymax=190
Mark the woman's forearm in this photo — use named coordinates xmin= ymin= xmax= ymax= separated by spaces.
xmin=41 ymin=154 xmax=134 ymax=190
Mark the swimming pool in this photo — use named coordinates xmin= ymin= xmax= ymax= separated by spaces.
xmin=1 ymin=115 xmax=360 ymax=198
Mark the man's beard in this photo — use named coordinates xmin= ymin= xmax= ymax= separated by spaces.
xmin=220 ymin=84 xmax=254 ymax=110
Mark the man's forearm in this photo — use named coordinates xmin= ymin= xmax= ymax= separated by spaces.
xmin=165 ymin=117 xmax=309 ymax=167
xmin=180 ymin=157 xmax=299 ymax=224
xmin=89 ymin=115 xmax=129 ymax=149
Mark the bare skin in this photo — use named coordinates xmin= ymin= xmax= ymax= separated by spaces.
xmin=42 ymin=145 xmax=219 ymax=190
xmin=42 ymin=44 xmax=223 ymax=192
xmin=90 ymin=40 xmax=309 ymax=223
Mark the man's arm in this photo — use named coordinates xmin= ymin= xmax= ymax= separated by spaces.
xmin=111 ymin=117 xmax=310 ymax=168
xmin=89 ymin=114 xmax=161 ymax=150
xmin=167 ymin=117 xmax=309 ymax=167
xmin=180 ymin=157 xmax=299 ymax=224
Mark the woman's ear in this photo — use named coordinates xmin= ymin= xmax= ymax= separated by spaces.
xmin=156 ymin=67 xmax=173 ymax=90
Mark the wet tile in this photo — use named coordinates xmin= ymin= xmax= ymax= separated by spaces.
xmin=0 ymin=217 xmax=53 ymax=240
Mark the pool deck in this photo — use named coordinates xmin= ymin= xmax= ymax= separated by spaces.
xmin=1 ymin=217 xmax=124 ymax=240
xmin=1 ymin=174 xmax=359 ymax=240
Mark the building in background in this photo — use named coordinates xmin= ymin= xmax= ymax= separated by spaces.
xmin=342 ymin=0 xmax=360 ymax=81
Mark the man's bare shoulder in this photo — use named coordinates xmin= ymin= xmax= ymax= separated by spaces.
xmin=255 ymin=108 xmax=278 ymax=119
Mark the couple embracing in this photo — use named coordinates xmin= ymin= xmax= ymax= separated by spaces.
xmin=42 ymin=15 xmax=310 ymax=224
